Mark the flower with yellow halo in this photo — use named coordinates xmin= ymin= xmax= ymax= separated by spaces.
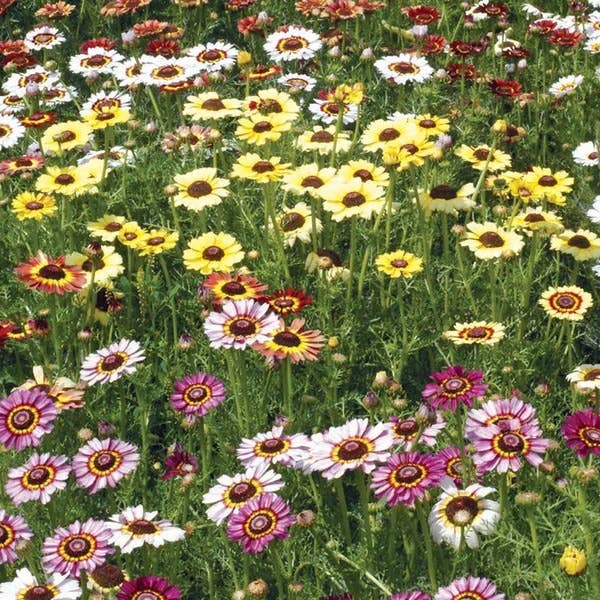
xmin=375 ymin=250 xmax=423 ymax=278
xmin=184 ymin=232 xmax=244 ymax=274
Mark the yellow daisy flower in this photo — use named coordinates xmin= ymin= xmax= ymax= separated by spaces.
xmin=87 ymin=215 xmax=126 ymax=242
xmin=35 ymin=164 xmax=99 ymax=197
xmin=231 ymin=153 xmax=291 ymax=183
xmin=414 ymin=113 xmax=450 ymax=137
xmin=337 ymin=160 xmax=390 ymax=186
xmin=183 ymin=92 xmax=242 ymax=120
xmin=460 ymin=222 xmax=524 ymax=259
xmin=272 ymin=202 xmax=320 ymax=247
xmin=235 ymin=113 xmax=292 ymax=146
xmin=41 ymin=120 xmax=93 ymax=154
xmin=526 ymin=167 xmax=574 ymax=206
xmin=320 ymin=178 xmax=386 ymax=221
xmin=281 ymin=164 xmax=337 ymax=198
xmin=539 ymin=285 xmax=593 ymax=321
xmin=507 ymin=207 xmax=564 ymax=236
xmin=297 ymin=126 xmax=352 ymax=155
xmin=375 ymin=250 xmax=423 ymax=278
xmin=383 ymin=131 xmax=436 ymax=171
xmin=183 ymin=231 xmax=244 ymax=274
xmin=419 ymin=183 xmax=476 ymax=216
xmin=11 ymin=191 xmax=57 ymax=221
xmin=454 ymin=144 xmax=512 ymax=172
xmin=173 ymin=167 xmax=230 ymax=212
xmin=550 ymin=229 xmax=600 ymax=261
xmin=137 ymin=229 xmax=179 ymax=256
xmin=242 ymin=89 xmax=300 ymax=121
xmin=117 ymin=221 xmax=146 ymax=248
xmin=82 ymin=106 xmax=131 ymax=130
xmin=443 ymin=321 xmax=506 ymax=346
xmin=360 ymin=118 xmax=415 ymax=153
xmin=560 ymin=546 xmax=587 ymax=576
xmin=67 ymin=245 xmax=125 ymax=286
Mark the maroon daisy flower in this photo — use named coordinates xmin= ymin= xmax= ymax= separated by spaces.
xmin=562 ymin=409 xmax=600 ymax=458
xmin=264 ymin=288 xmax=313 ymax=316
xmin=162 ymin=442 xmax=199 ymax=481
xmin=170 ymin=372 xmax=226 ymax=422
xmin=436 ymin=446 xmax=466 ymax=486
xmin=227 ymin=492 xmax=295 ymax=554
xmin=0 ymin=388 xmax=57 ymax=451
xmin=0 ymin=510 xmax=33 ymax=565
xmin=117 ymin=575 xmax=182 ymax=600
xmin=370 ymin=452 xmax=445 ymax=507
xmin=421 ymin=366 xmax=487 ymax=412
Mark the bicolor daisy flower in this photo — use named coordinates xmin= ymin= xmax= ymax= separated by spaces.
xmin=419 ymin=183 xmax=476 ymax=216
xmin=162 ymin=443 xmax=199 ymax=481
xmin=443 ymin=321 xmax=506 ymax=346
xmin=183 ymin=232 xmax=245 ymax=274
xmin=87 ymin=563 xmax=128 ymax=595
xmin=572 ymin=141 xmax=599 ymax=167
xmin=428 ymin=480 xmax=500 ymax=549
xmin=562 ymin=409 xmax=600 ymax=458
xmin=0 ymin=114 xmax=25 ymax=149
xmin=539 ymin=285 xmax=593 ymax=320
xmin=11 ymin=191 xmax=57 ymax=221
xmin=227 ymin=492 xmax=295 ymax=554
xmin=422 ymin=366 xmax=488 ymax=412
xmin=72 ymin=437 xmax=139 ymax=494
xmin=0 ymin=511 xmax=33 ymax=565
xmin=566 ymin=364 xmax=600 ymax=392
xmin=253 ymin=318 xmax=325 ymax=363
xmin=306 ymin=418 xmax=394 ymax=479
xmin=298 ymin=126 xmax=352 ymax=154
xmin=5 ymin=452 xmax=70 ymax=505
xmin=17 ymin=365 xmax=85 ymax=412
xmin=433 ymin=576 xmax=505 ymax=600
xmin=185 ymin=41 xmax=238 ymax=72
xmin=387 ymin=413 xmax=446 ymax=450
xmin=461 ymin=222 xmax=524 ymax=259
xmin=202 ymin=272 xmax=268 ymax=304
xmin=231 ymin=153 xmax=291 ymax=183
xmin=79 ymin=339 xmax=145 ymax=385
xmin=370 ymin=452 xmax=445 ymax=507
xmin=42 ymin=518 xmax=114 ymax=578
xmin=14 ymin=252 xmax=87 ymax=295
xmin=203 ymin=463 xmax=284 ymax=525
xmin=551 ymin=228 xmax=600 ymax=261
xmin=465 ymin=397 xmax=538 ymax=442
xmin=278 ymin=72 xmax=317 ymax=92
xmin=320 ymin=178 xmax=386 ymax=221
xmin=0 ymin=389 xmax=57 ymax=450
xmin=273 ymin=202 xmax=320 ymax=246
xmin=436 ymin=447 xmax=466 ymax=486
xmin=173 ymin=167 xmax=230 ymax=212
xmin=0 ymin=567 xmax=81 ymax=600
xmin=264 ymin=26 xmax=322 ymax=62
xmin=183 ymin=92 xmax=242 ymax=120
xmin=265 ymin=288 xmax=313 ymax=316
xmin=170 ymin=372 xmax=226 ymax=421
xmin=106 ymin=505 xmax=185 ymax=553
xmin=117 ymin=576 xmax=181 ymax=600
xmin=375 ymin=53 xmax=434 ymax=85
xmin=236 ymin=426 xmax=311 ymax=468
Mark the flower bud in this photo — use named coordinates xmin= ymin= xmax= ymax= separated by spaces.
xmin=560 ymin=546 xmax=586 ymax=575
xmin=515 ymin=491 xmax=541 ymax=506
xmin=237 ymin=50 xmax=252 ymax=66
xmin=373 ymin=370 xmax=389 ymax=388
xmin=178 ymin=333 xmax=194 ymax=350
xmin=363 ymin=390 xmax=380 ymax=409
xmin=78 ymin=427 xmax=94 ymax=441
xmin=97 ymin=420 xmax=116 ymax=438
xmin=360 ymin=48 xmax=374 ymax=61
xmin=247 ymin=579 xmax=269 ymax=597
xmin=77 ymin=327 xmax=93 ymax=340
xmin=295 ymin=509 xmax=315 ymax=527
xmin=327 ymin=336 xmax=339 ymax=349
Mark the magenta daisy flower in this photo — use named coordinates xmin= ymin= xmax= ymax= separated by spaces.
xmin=72 ymin=437 xmax=139 ymax=494
xmin=227 ymin=492 xmax=295 ymax=554
xmin=236 ymin=426 xmax=310 ymax=468
xmin=117 ymin=575 xmax=181 ymax=600
xmin=203 ymin=463 xmax=284 ymax=525
xmin=79 ymin=338 xmax=145 ymax=386
xmin=562 ymin=409 xmax=600 ymax=457
xmin=0 ymin=388 xmax=57 ymax=450
xmin=371 ymin=452 xmax=445 ymax=507
xmin=433 ymin=576 xmax=505 ymax=600
xmin=42 ymin=518 xmax=114 ymax=578
xmin=436 ymin=446 xmax=466 ymax=486
xmin=170 ymin=372 xmax=226 ymax=422
xmin=472 ymin=421 xmax=549 ymax=474
xmin=387 ymin=411 xmax=446 ymax=450
xmin=422 ymin=366 xmax=487 ymax=411
xmin=0 ymin=510 xmax=33 ymax=565
xmin=162 ymin=443 xmax=199 ymax=481
xmin=203 ymin=299 xmax=280 ymax=350
xmin=5 ymin=452 xmax=70 ymax=505
xmin=389 ymin=592 xmax=431 ymax=600
xmin=465 ymin=397 xmax=538 ymax=442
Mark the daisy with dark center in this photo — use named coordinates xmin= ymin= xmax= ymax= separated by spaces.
xmin=35 ymin=164 xmax=99 ymax=197
xmin=82 ymin=106 xmax=131 ymax=130
xmin=562 ymin=409 xmax=600 ymax=457
xmin=170 ymin=372 xmax=226 ymax=422
xmin=0 ymin=114 xmax=25 ymax=149
xmin=253 ymin=318 xmax=325 ymax=363
xmin=136 ymin=229 xmax=179 ymax=257
xmin=11 ymin=191 xmax=57 ymax=221
xmin=87 ymin=214 xmax=126 ymax=242
xmin=297 ymin=126 xmax=352 ymax=155
xmin=202 ymin=272 xmax=268 ymax=304
xmin=539 ymin=285 xmax=593 ymax=320
xmin=265 ymin=288 xmax=313 ymax=316
xmin=264 ymin=26 xmax=322 ymax=62
xmin=173 ymin=167 xmax=230 ymax=212
xmin=278 ymin=72 xmax=317 ymax=92
xmin=88 ymin=564 xmax=128 ymax=595
xmin=41 ymin=120 xmax=92 ymax=154
xmin=370 ymin=452 xmax=445 ymax=507
xmin=465 ymin=397 xmax=538 ymax=442
xmin=203 ymin=463 xmax=284 ymax=524
xmin=566 ymin=364 xmax=600 ymax=393
xmin=472 ymin=421 xmax=549 ymax=474
xmin=461 ymin=222 xmax=524 ymax=259
xmin=307 ymin=418 xmax=394 ymax=479
xmin=428 ymin=480 xmax=500 ymax=549
xmin=320 ymin=178 xmax=386 ymax=221
xmin=436 ymin=446 xmax=466 ymax=486
xmin=80 ymin=338 xmax=145 ymax=385
xmin=204 ymin=299 xmax=280 ymax=350
xmin=5 ymin=452 xmax=70 ymax=505
xmin=68 ymin=48 xmax=123 ymax=76
xmin=68 ymin=244 xmax=124 ymax=286
xmin=361 ymin=118 xmax=419 ymax=152
xmin=455 ymin=144 xmax=512 ymax=172
xmin=243 ymin=89 xmax=300 ymax=120
xmin=273 ymin=202 xmax=321 ymax=246
xmin=572 ymin=141 xmax=599 ymax=166
xmin=0 ymin=511 xmax=33 ymax=565
xmin=308 ymin=97 xmax=359 ymax=125
xmin=14 ymin=252 xmax=86 ymax=295
xmin=375 ymin=53 xmax=434 ymax=85
xmin=237 ymin=426 xmax=310 ymax=468
xmin=20 ymin=111 xmax=58 ymax=128
xmin=235 ymin=113 xmax=292 ymax=146
xmin=184 ymin=232 xmax=244 ymax=274
xmin=550 ymin=228 xmax=600 ymax=261
xmin=106 ymin=505 xmax=185 ymax=553
xmin=337 ymin=160 xmax=390 ymax=186
xmin=139 ymin=56 xmax=200 ymax=86
xmin=419 ymin=183 xmax=476 ymax=216
xmin=526 ymin=166 xmax=574 ymax=205
xmin=443 ymin=321 xmax=506 ymax=346
xmin=117 ymin=576 xmax=181 ymax=600
xmin=376 ymin=250 xmax=423 ymax=278
xmin=282 ymin=164 xmax=337 ymax=198
xmin=183 ymin=91 xmax=242 ymax=120
xmin=433 ymin=576 xmax=505 ymax=600
xmin=162 ymin=443 xmax=199 ymax=481
xmin=185 ymin=41 xmax=238 ymax=72
xmin=0 ymin=389 xmax=57 ymax=450
xmin=0 ymin=567 xmax=81 ymax=600
xmin=72 ymin=437 xmax=139 ymax=494
xmin=42 ymin=518 xmax=114 ymax=578
xmin=387 ymin=412 xmax=446 ymax=450
xmin=17 ymin=365 xmax=84 ymax=412
xmin=422 ymin=366 xmax=487 ymax=412
xmin=508 ymin=207 xmax=564 ymax=236
xmin=0 ymin=153 xmax=44 ymax=176
xmin=231 ymin=152 xmax=291 ymax=183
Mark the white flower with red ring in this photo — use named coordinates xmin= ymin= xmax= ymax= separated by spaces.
xmin=80 ymin=338 xmax=145 ymax=386
xmin=0 ymin=567 xmax=81 ymax=600
xmin=236 ymin=426 xmax=311 ymax=468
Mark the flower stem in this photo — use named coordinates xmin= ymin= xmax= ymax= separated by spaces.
xmin=416 ymin=502 xmax=437 ymax=592
xmin=526 ymin=507 xmax=546 ymax=599
xmin=334 ymin=478 xmax=352 ymax=545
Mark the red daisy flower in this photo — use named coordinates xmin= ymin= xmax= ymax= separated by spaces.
xmin=264 ymin=288 xmax=312 ymax=316
xmin=14 ymin=252 xmax=87 ymax=295
xmin=562 ymin=409 xmax=600 ymax=458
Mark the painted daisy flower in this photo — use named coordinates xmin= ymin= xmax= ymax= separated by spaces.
xmin=0 ymin=114 xmax=25 ymax=149
xmin=42 ymin=518 xmax=114 ymax=578
xmin=253 ymin=318 xmax=325 ymax=363
xmin=264 ymin=26 xmax=322 ymax=62
xmin=306 ymin=418 xmax=394 ymax=479
xmin=376 ymin=250 xmax=424 ymax=279
xmin=387 ymin=412 xmax=446 ymax=450
xmin=572 ymin=141 xmax=599 ymax=167
xmin=173 ymin=167 xmax=230 ymax=212
xmin=243 ymin=89 xmax=300 ymax=121
xmin=371 ymin=452 xmax=445 ymax=507
xmin=170 ymin=372 xmax=226 ymax=422
xmin=272 ymin=202 xmax=321 ymax=246
xmin=550 ymin=228 xmax=600 ymax=261
xmin=139 ymin=56 xmax=200 ymax=86
xmin=202 ymin=272 xmax=268 ymax=304
xmin=237 ymin=426 xmax=311 ymax=468
xmin=0 ymin=389 xmax=57 ymax=451
xmin=227 ymin=492 xmax=295 ymax=554
xmin=162 ymin=443 xmax=199 ymax=481
xmin=562 ymin=409 xmax=600 ymax=457
xmin=433 ymin=576 xmax=504 ymax=600
xmin=17 ymin=365 xmax=85 ymax=412
xmin=539 ymin=285 xmax=593 ymax=320
xmin=428 ymin=480 xmax=500 ymax=549
xmin=566 ymin=364 xmax=600 ymax=392
xmin=24 ymin=25 xmax=66 ymax=50
xmin=461 ymin=222 xmax=524 ymax=259
xmin=11 ymin=191 xmax=57 ymax=221
xmin=231 ymin=153 xmax=291 ymax=183
xmin=361 ymin=118 xmax=415 ymax=152
xmin=14 ymin=252 xmax=87 ymax=295
xmin=278 ymin=72 xmax=317 ymax=92
xmin=204 ymin=299 xmax=280 ymax=350
xmin=472 ymin=421 xmax=549 ymax=474
xmin=79 ymin=339 xmax=145 ymax=385
xmin=72 ymin=438 xmax=139 ymax=494
xmin=185 ymin=41 xmax=238 ymax=72
xmin=0 ymin=511 xmax=33 ymax=565
xmin=508 ymin=207 xmax=564 ymax=236
xmin=436 ymin=447 xmax=466 ymax=486
xmin=106 ymin=505 xmax=185 ymax=553
xmin=0 ymin=567 xmax=81 ymax=600
xmin=282 ymin=165 xmax=337 ymax=199
xmin=5 ymin=452 xmax=70 ymax=506
xmin=203 ymin=463 xmax=284 ymax=525
xmin=375 ymin=53 xmax=434 ymax=85
xmin=117 ymin=576 xmax=181 ymax=600
xmin=422 ymin=366 xmax=487 ymax=412
xmin=87 ymin=563 xmax=128 ymax=594
xmin=443 ymin=321 xmax=506 ymax=346
xmin=265 ymin=288 xmax=312 ymax=316
xmin=67 ymin=245 xmax=124 ymax=287
xmin=465 ymin=397 xmax=538 ymax=442
xmin=298 ymin=126 xmax=352 ymax=155
xmin=419 ymin=183 xmax=476 ymax=216
xmin=69 ymin=48 xmax=124 ymax=76
xmin=454 ymin=144 xmax=512 ymax=172
xmin=184 ymin=232 xmax=244 ymax=274
xmin=320 ymin=178 xmax=386 ymax=221
xmin=549 ymin=74 xmax=584 ymax=98
xmin=236 ymin=113 xmax=292 ymax=146
xmin=35 ymin=164 xmax=100 ymax=197
xmin=183 ymin=92 xmax=242 ymax=120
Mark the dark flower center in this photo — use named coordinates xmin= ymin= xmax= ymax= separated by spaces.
xmin=273 ymin=331 xmax=301 ymax=347
xmin=588 ymin=152 xmax=599 ymax=160
xmin=582 ymin=427 xmax=600 ymax=445
xmin=90 ymin=564 xmax=125 ymax=589
xmin=93 ymin=451 xmax=118 ymax=471
xmin=15 ymin=157 xmax=34 ymax=167
xmin=466 ymin=327 xmax=489 ymax=338
xmin=584 ymin=369 xmax=600 ymax=380
xmin=23 ymin=586 xmax=55 ymax=600
xmin=53 ymin=130 xmax=76 ymax=143
xmin=442 ymin=377 xmax=467 ymax=393
xmin=497 ymin=431 xmax=525 ymax=454
xmin=445 ymin=495 xmax=478 ymax=524
xmin=202 ymin=49 xmax=224 ymax=62
xmin=253 ymin=121 xmax=273 ymax=133
xmin=342 ymin=192 xmax=365 ymax=207
xmin=27 ymin=466 xmax=51 ymax=485
xmin=473 ymin=148 xmax=490 ymax=161
xmin=187 ymin=180 xmax=212 ymax=197
xmin=135 ymin=593 xmax=160 ymax=600
xmin=221 ymin=281 xmax=246 ymax=296
xmin=0 ymin=524 xmax=10 ymax=545
xmin=391 ymin=61 xmax=417 ymax=74
xmin=568 ymin=235 xmax=591 ymax=249
xmin=249 ymin=512 xmax=274 ymax=534
xmin=155 ymin=65 xmax=180 ymax=78
xmin=430 ymin=184 xmax=457 ymax=200
xmin=281 ymin=212 xmax=305 ymax=232
xmin=260 ymin=438 xmax=286 ymax=453
xmin=202 ymin=98 xmax=226 ymax=110
xmin=379 ymin=128 xmax=400 ymax=141
xmin=394 ymin=419 xmax=418 ymax=436
xmin=128 ymin=519 xmax=159 ymax=535
xmin=337 ymin=439 xmax=369 ymax=460
xmin=524 ymin=213 xmax=545 ymax=223
xmin=394 ymin=464 xmax=425 ymax=484
xmin=65 ymin=536 xmax=92 ymax=558
xmin=419 ymin=119 xmax=436 ymax=128
xmin=353 ymin=169 xmax=373 ymax=181
xmin=10 ymin=408 xmax=36 ymax=430
xmin=311 ymin=130 xmax=334 ymax=143
xmin=281 ymin=38 xmax=304 ymax=51
xmin=147 ymin=236 xmax=165 ymax=246
xmin=229 ymin=481 xmax=257 ymax=503
xmin=96 ymin=112 xmax=115 ymax=122
xmin=39 ymin=264 xmax=66 ymax=280
xmin=25 ymin=201 xmax=45 ymax=210
xmin=100 ymin=353 xmax=125 ymax=371
xmin=301 ymin=175 xmax=324 ymax=188
xmin=538 ymin=175 xmax=557 ymax=186
xmin=86 ymin=55 xmax=110 ymax=67
xmin=401 ymin=143 xmax=419 ymax=154
xmin=186 ymin=385 xmax=208 ymax=402
xmin=230 ymin=318 xmax=257 ymax=337
xmin=202 ymin=245 xmax=225 ymax=260
xmin=556 ymin=294 xmax=576 ymax=309
xmin=55 ymin=174 xmax=75 ymax=185
xmin=478 ymin=231 xmax=505 ymax=248
xmin=252 ymin=161 xmax=275 ymax=173
xmin=391 ymin=259 xmax=408 ymax=268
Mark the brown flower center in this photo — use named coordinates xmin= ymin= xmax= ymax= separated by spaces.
xmin=92 ymin=451 xmax=118 ymax=472
xmin=497 ymin=431 xmax=525 ymax=454
xmin=86 ymin=55 xmax=110 ymax=67
xmin=147 ymin=236 xmax=165 ymax=246
xmin=401 ymin=143 xmax=419 ymax=154
xmin=524 ymin=213 xmax=545 ymax=223
xmin=281 ymin=38 xmax=304 ymax=51
xmin=567 ymin=235 xmax=591 ymax=249
xmin=281 ymin=212 xmax=305 ymax=232
xmin=229 ymin=318 xmax=257 ymax=337
xmin=202 ymin=245 xmax=225 ymax=260
xmin=337 ymin=439 xmax=369 ymax=460
xmin=583 ymin=369 xmax=600 ymax=381
xmin=430 ymin=185 xmax=457 ymax=200
xmin=26 ymin=466 xmax=51 ymax=486
xmin=353 ymin=169 xmax=373 ymax=181
xmin=55 ymin=174 xmax=75 ymax=185
xmin=301 ymin=175 xmax=324 ymax=188
xmin=39 ymin=264 xmax=66 ymax=280
xmin=443 ymin=377 xmax=468 ymax=393
xmin=556 ymin=294 xmax=576 ymax=309
xmin=252 ymin=161 xmax=275 ymax=173
xmin=202 ymin=98 xmax=226 ymax=111
xmin=64 ymin=536 xmax=92 ymax=558
xmin=260 ymin=438 xmax=286 ymax=453
xmin=105 ymin=221 xmax=123 ymax=232
xmin=378 ymin=127 xmax=400 ymax=141
xmin=10 ymin=408 xmax=36 ymax=430
xmin=201 ymin=49 xmax=224 ymax=62
xmin=100 ymin=353 xmax=125 ymax=371
xmin=24 ymin=201 xmax=43 ymax=211
xmin=53 ymin=130 xmax=76 ymax=143
xmin=229 ymin=481 xmax=257 ymax=503
xmin=310 ymin=130 xmax=334 ymax=143
xmin=394 ymin=419 xmax=418 ymax=436
xmin=23 ymin=586 xmax=55 ymax=600
xmin=128 ymin=519 xmax=159 ymax=535
xmin=342 ymin=192 xmax=365 ymax=207
xmin=249 ymin=512 xmax=274 ymax=534
xmin=273 ymin=331 xmax=301 ymax=347
xmin=155 ymin=65 xmax=180 ymax=78
xmin=473 ymin=148 xmax=490 ymax=161
xmin=394 ymin=464 xmax=425 ymax=484
xmin=221 ymin=281 xmax=246 ymax=296
xmin=253 ymin=121 xmax=273 ymax=133
xmin=538 ymin=175 xmax=557 ymax=186
xmin=466 ymin=327 xmax=489 ymax=338
xmin=89 ymin=564 xmax=125 ymax=589
xmin=478 ymin=231 xmax=505 ymax=248
xmin=419 ymin=119 xmax=436 ymax=128
xmin=445 ymin=495 xmax=478 ymax=524
xmin=391 ymin=259 xmax=408 ymax=268
xmin=391 ymin=61 xmax=417 ymax=74
xmin=187 ymin=180 xmax=212 ymax=197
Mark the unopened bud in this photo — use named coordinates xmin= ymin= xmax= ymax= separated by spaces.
xmin=373 ymin=370 xmax=389 ymax=388
xmin=363 ymin=390 xmax=380 ymax=409
xmin=78 ymin=427 xmax=94 ymax=441
xmin=295 ymin=509 xmax=315 ymax=527
xmin=515 ymin=491 xmax=541 ymax=506
xmin=247 ymin=579 xmax=269 ymax=597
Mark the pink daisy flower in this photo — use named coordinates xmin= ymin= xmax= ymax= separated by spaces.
xmin=72 ymin=437 xmax=139 ymax=494
xmin=0 ymin=510 xmax=33 ymax=565
xmin=465 ymin=397 xmax=538 ymax=442
xmin=227 ymin=492 xmax=295 ymax=554
xmin=0 ymin=388 xmax=57 ymax=450
xmin=203 ymin=463 xmax=284 ymax=525
xmin=387 ymin=411 xmax=446 ymax=451
xmin=79 ymin=338 xmax=145 ymax=386
xmin=422 ymin=365 xmax=487 ymax=411
xmin=236 ymin=425 xmax=310 ymax=468
xmin=306 ymin=418 xmax=394 ymax=480
xmin=562 ymin=408 xmax=600 ymax=457
xmin=170 ymin=372 xmax=226 ymax=422
xmin=433 ymin=576 xmax=505 ymax=600
xmin=371 ymin=452 xmax=445 ymax=507
xmin=472 ymin=421 xmax=549 ymax=474
xmin=117 ymin=576 xmax=181 ymax=600
xmin=436 ymin=446 xmax=466 ymax=486
xmin=203 ymin=299 xmax=279 ymax=350
xmin=5 ymin=452 xmax=70 ymax=505
xmin=41 ymin=518 xmax=114 ymax=578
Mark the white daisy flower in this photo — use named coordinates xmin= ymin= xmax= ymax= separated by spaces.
xmin=81 ymin=91 xmax=132 ymax=114
xmin=138 ymin=55 xmax=201 ymax=86
xmin=566 ymin=364 xmax=600 ymax=392
xmin=587 ymin=195 xmax=600 ymax=223
xmin=69 ymin=48 xmax=124 ymax=76
xmin=185 ymin=41 xmax=238 ymax=72
xmin=78 ymin=145 xmax=134 ymax=169
xmin=308 ymin=98 xmax=359 ymax=125
xmin=573 ymin=141 xmax=599 ymax=166
xmin=113 ymin=58 xmax=144 ymax=86
xmin=374 ymin=53 xmax=434 ymax=85
xmin=24 ymin=26 xmax=66 ymax=51
xmin=41 ymin=84 xmax=78 ymax=107
xmin=584 ymin=36 xmax=600 ymax=53
xmin=2 ymin=66 xmax=60 ymax=97
xmin=0 ymin=114 xmax=25 ymax=149
xmin=549 ymin=74 xmax=584 ymax=97
xmin=592 ymin=262 xmax=600 ymax=278
xmin=0 ymin=568 xmax=81 ymax=600
xmin=236 ymin=426 xmax=311 ymax=468
xmin=79 ymin=339 xmax=145 ymax=386
xmin=0 ymin=94 xmax=26 ymax=114
xmin=264 ymin=26 xmax=322 ymax=63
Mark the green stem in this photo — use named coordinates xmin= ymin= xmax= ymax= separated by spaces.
xmin=334 ymin=478 xmax=352 ymax=545
xmin=527 ymin=507 xmax=546 ymax=599
xmin=416 ymin=502 xmax=437 ymax=592
xmin=345 ymin=216 xmax=358 ymax=309
xmin=356 ymin=470 xmax=373 ymax=564
xmin=328 ymin=548 xmax=393 ymax=596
